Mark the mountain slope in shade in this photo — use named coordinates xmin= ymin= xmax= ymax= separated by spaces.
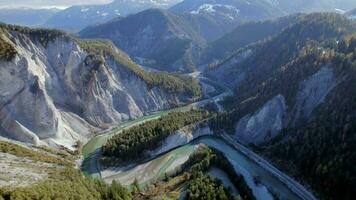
xmin=0 ymin=8 xmax=59 ymax=27
xmin=0 ymin=24 xmax=199 ymax=149
xmin=80 ymin=8 xmax=243 ymax=72
xmin=44 ymin=0 xmax=181 ymax=32
xmin=199 ymin=14 xmax=301 ymax=66
xmin=206 ymin=13 xmax=354 ymax=87
xmin=346 ymin=8 xmax=356 ymax=19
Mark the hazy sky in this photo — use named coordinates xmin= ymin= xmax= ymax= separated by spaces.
xmin=0 ymin=0 xmax=113 ymax=9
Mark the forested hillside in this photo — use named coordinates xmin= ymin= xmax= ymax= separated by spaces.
xmin=0 ymin=140 xmax=131 ymax=200
xmin=208 ymin=13 xmax=356 ymax=199
xmin=260 ymin=34 xmax=356 ymax=200
xmin=1 ymin=169 xmax=131 ymax=200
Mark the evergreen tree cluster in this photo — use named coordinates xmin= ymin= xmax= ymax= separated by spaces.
xmin=187 ymin=172 xmax=233 ymax=200
xmin=102 ymin=110 xmax=210 ymax=162
xmin=0 ymin=23 xmax=69 ymax=48
xmin=185 ymin=146 xmax=255 ymax=200
xmin=0 ymin=27 xmax=17 ymax=61
xmin=0 ymin=168 xmax=131 ymax=200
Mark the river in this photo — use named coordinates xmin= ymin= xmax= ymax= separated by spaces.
xmin=99 ymin=136 xmax=301 ymax=200
xmin=81 ymin=74 xmax=310 ymax=200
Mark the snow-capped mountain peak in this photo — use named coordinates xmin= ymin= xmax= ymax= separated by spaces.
xmin=190 ymin=4 xmax=240 ymax=20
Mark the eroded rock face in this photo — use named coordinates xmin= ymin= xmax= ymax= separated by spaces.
xmin=0 ymin=31 xmax=189 ymax=149
xmin=234 ymin=95 xmax=286 ymax=145
xmin=288 ymin=66 xmax=337 ymax=126
xmin=234 ymin=66 xmax=338 ymax=144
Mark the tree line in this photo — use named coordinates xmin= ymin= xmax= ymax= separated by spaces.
xmin=102 ymin=110 xmax=211 ymax=162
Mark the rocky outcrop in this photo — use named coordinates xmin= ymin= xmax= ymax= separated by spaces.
xmin=0 ymin=29 xmax=194 ymax=149
xmin=234 ymin=95 xmax=286 ymax=145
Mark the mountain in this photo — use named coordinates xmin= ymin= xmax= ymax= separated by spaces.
xmin=169 ymin=0 xmax=284 ymax=41
xmin=0 ymin=24 xmax=200 ymax=149
xmin=44 ymin=0 xmax=182 ymax=32
xmin=80 ymin=8 xmax=243 ymax=72
xmin=199 ymin=14 xmax=301 ymax=66
xmin=207 ymin=13 xmax=356 ymax=199
xmin=171 ymin=0 xmax=356 ymax=19
xmin=170 ymin=0 xmax=283 ymax=21
xmin=346 ymin=8 xmax=356 ymax=19
xmin=79 ymin=1 xmax=356 ymax=72
xmin=2 ymin=6 xmax=356 ymax=200
xmin=269 ymin=0 xmax=356 ymax=13
xmin=206 ymin=13 xmax=354 ymax=87
xmin=0 ymin=8 xmax=59 ymax=27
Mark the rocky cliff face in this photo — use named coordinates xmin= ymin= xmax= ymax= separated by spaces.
xmin=234 ymin=95 xmax=286 ymax=144
xmin=233 ymin=67 xmax=338 ymax=144
xmin=0 ymin=27 xmax=195 ymax=149
xmin=287 ymin=67 xmax=338 ymax=127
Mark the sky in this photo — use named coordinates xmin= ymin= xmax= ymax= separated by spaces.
xmin=0 ymin=0 xmax=113 ymax=9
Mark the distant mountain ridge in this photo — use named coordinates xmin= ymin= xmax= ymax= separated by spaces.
xmin=170 ymin=0 xmax=283 ymax=21
xmin=2 ymin=0 xmax=356 ymax=32
xmin=0 ymin=8 xmax=59 ymax=27
xmin=79 ymin=0 xmax=356 ymax=72
xmin=268 ymin=0 xmax=356 ymax=13
xmin=44 ymin=0 xmax=182 ymax=32
xmin=346 ymin=8 xmax=356 ymax=19
xmin=171 ymin=0 xmax=356 ymax=15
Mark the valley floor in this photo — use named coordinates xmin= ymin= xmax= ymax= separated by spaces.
xmin=81 ymin=76 xmax=316 ymax=200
